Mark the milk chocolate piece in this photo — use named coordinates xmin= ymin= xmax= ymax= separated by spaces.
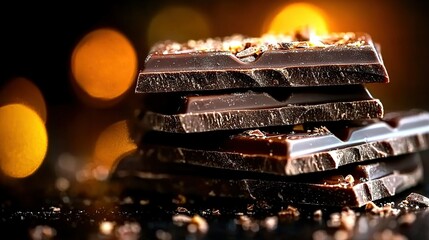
xmin=136 ymin=32 xmax=388 ymax=93
xmin=112 ymin=153 xmax=423 ymax=207
xmin=140 ymin=110 xmax=429 ymax=175
xmin=138 ymin=99 xmax=383 ymax=133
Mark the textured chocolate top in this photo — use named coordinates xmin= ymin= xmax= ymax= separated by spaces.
xmin=136 ymin=32 xmax=389 ymax=93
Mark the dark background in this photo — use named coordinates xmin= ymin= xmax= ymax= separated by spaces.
xmin=1 ymin=0 xmax=429 ymax=194
xmin=2 ymin=0 xmax=429 ymax=110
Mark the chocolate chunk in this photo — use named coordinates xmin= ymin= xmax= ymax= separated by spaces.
xmin=139 ymin=110 xmax=429 ymax=175
xmin=405 ymin=193 xmax=429 ymax=207
xmin=112 ymin=153 xmax=423 ymax=207
xmin=136 ymin=32 xmax=388 ymax=93
xmin=138 ymin=99 xmax=383 ymax=133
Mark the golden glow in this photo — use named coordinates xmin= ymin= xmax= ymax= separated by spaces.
xmin=0 ymin=104 xmax=48 ymax=178
xmin=264 ymin=3 xmax=329 ymax=35
xmin=147 ymin=6 xmax=211 ymax=47
xmin=93 ymin=120 xmax=137 ymax=170
xmin=71 ymin=28 xmax=137 ymax=104
xmin=99 ymin=221 xmax=115 ymax=235
xmin=0 ymin=77 xmax=47 ymax=123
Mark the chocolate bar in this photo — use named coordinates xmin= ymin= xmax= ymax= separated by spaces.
xmin=136 ymin=32 xmax=388 ymax=93
xmin=112 ymin=152 xmax=423 ymax=207
xmin=137 ymin=85 xmax=383 ymax=133
xmin=139 ymin=99 xmax=382 ymax=133
xmin=142 ymin=85 xmax=374 ymax=114
xmin=139 ymin=110 xmax=429 ymax=175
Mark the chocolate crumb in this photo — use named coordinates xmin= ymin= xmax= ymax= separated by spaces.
xmin=314 ymin=209 xmax=323 ymax=220
xmin=244 ymin=129 xmax=266 ymax=138
xmin=211 ymin=209 xmax=221 ymax=216
xmin=365 ymin=202 xmax=400 ymax=217
xmin=175 ymin=206 xmax=189 ymax=213
xmin=278 ymin=205 xmax=300 ymax=218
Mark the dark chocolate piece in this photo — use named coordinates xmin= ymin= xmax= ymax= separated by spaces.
xmin=406 ymin=193 xmax=429 ymax=207
xmin=139 ymin=110 xmax=429 ymax=175
xmin=138 ymin=99 xmax=383 ymax=133
xmin=112 ymin=153 xmax=423 ymax=207
xmin=136 ymin=32 xmax=388 ymax=93
xmin=143 ymin=85 xmax=374 ymax=114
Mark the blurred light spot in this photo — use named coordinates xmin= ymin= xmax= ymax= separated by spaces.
xmin=100 ymin=221 xmax=116 ymax=236
xmin=29 ymin=225 xmax=57 ymax=240
xmin=58 ymin=152 xmax=78 ymax=172
xmin=92 ymin=165 xmax=109 ymax=181
xmin=71 ymin=28 xmax=137 ymax=105
xmin=62 ymin=196 xmax=70 ymax=204
xmin=156 ymin=229 xmax=172 ymax=240
xmin=121 ymin=196 xmax=134 ymax=205
xmin=264 ymin=3 xmax=329 ymax=35
xmin=55 ymin=177 xmax=70 ymax=192
xmin=0 ymin=77 xmax=47 ymax=123
xmin=0 ymin=104 xmax=47 ymax=178
xmin=93 ymin=120 xmax=137 ymax=171
xmin=116 ymin=222 xmax=141 ymax=240
xmin=147 ymin=6 xmax=211 ymax=47
xmin=76 ymin=168 xmax=91 ymax=183
xmin=190 ymin=215 xmax=209 ymax=234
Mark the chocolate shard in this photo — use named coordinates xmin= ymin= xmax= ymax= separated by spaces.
xmin=138 ymin=99 xmax=383 ymax=133
xmin=139 ymin=110 xmax=429 ymax=175
xmin=136 ymin=32 xmax=389 ymax=93
xmin=405 ymin=193 xmax=429 ymax=207
xmin=112 ymin=153 xmax=423 ymax=207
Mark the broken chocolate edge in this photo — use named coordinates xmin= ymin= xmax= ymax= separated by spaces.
xmin=139 ymin=99 xmax=384 ymax=133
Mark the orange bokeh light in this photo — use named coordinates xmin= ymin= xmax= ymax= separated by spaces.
xmin=0 ymin=77 xmax=47 ymax=123
xmin=263 ymin=2 xmax=329 ymax=35
xmin=147 ymin=6 xmax=211 ymax=47
xmin=0 ymin=104 xmax=48 ymax=178
xmin=71 ymin=28 xmax=137 ymax=106
xmin=93 ymin=120 xmax=137 ymax=171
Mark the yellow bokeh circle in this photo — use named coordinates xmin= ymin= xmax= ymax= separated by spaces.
xmin=93 ymin=120 xmax=136 ymax=170
xmin=71 ymin=28 xmax=137 ymax=102
xmin=0 ymin=77 xmax=47 ymax=123
xmin=264 ymin=2 xmax=329 ymax=35
xmin=0 ymin=104 xmax=48 ymax=178
xmin=147 ymin=6 xmax=211 ymax=47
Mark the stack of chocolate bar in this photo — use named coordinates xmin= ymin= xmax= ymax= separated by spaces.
xmin=113 ymin=32 xmax=429 ymax=207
